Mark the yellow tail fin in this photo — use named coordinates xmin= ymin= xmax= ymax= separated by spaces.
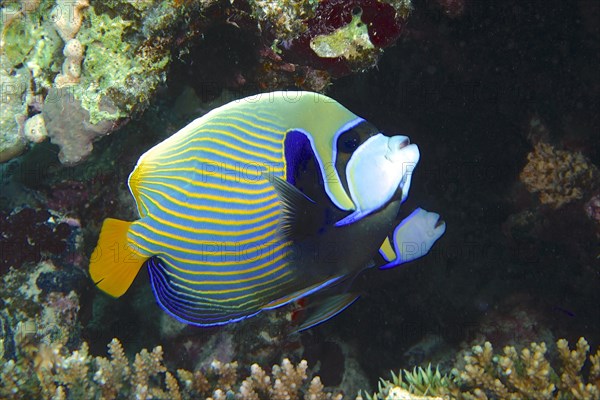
xmin=89 ymin=218 xmax=148 ymax=298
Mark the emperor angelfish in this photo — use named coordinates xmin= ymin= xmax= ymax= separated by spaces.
xmin=89 ymin=91 xmax=445 ymax=331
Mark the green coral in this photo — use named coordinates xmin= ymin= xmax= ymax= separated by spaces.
xmin=362 ymin=365 xmax=456 ymax=399
xmin=1 ymin=13 xmax=40 ymax=66
xmin=0 ymin=64 xmax=29 ymax=162
xmin=309 ymin=10 xmax=377 ymax=61
xmin=0 ymin=1 xmax=62 ymax=90
xmin=76 ymin=6 xmax=170 ymax=124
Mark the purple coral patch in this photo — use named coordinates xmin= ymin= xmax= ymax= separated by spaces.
xmin=0 ymin=208 xmax=75 ymax=274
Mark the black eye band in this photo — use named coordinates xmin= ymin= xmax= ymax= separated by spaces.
xmin=336 ymin=121 xmax=379 ymax=154
xmin=340 ymin=131 xmax=360 ymax=153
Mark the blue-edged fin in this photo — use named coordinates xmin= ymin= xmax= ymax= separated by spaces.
xmin=378 ymin=208 xmax=446 ymax=270
xmin=378 ymin=236 xmax=396 ymax=263
xmin=335 ymin=210 xmax=369 ymax=227
xmin=262 ymin=275 xmax=344 ymax=310
xmin=296 ymin=293 xmax=360 ymax=332
xmin=262 ymin=172 xmax=320 ymax=241
xmin=89 ymin=218 xmax=148 ymax=298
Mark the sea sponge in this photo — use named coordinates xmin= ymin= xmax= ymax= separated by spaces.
xmin=51 ymin=0 xmax=90 ymax=41
xmin=55 ymin=39 xmax=84 ymax=87
xmin=520 ymin=141 xmax=599 ymax=208
xmin=43 ymin=87 xmax=118 ymax=165
xmin=23 ymin=114 xmax=47 ymax=143
xmin=63 ymin=38 xmax=84 ymax=60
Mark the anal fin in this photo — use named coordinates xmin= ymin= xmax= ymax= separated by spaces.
xmin=296 ymin=293 xmax=360 ymax=332
xmin=262 ymin=275 xmax=343 ymax=311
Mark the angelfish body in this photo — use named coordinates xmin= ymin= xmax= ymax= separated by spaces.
xmin=90 ymin=91 xmax=445 ymax=329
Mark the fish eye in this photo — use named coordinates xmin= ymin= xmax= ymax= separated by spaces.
xmin=340 ymin=131 xmax=360 ymax=153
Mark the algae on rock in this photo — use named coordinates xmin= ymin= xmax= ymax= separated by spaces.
xmin=0 ymin=0 xmax=177 ymax=164
xmin=76 ymin=6 xmax=170 ymax=125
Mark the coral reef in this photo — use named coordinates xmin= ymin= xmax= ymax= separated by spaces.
xmin=519 ymin=141 xmax=598 ymax=209
xmin=74 ymin=4 xmax=171 ymax=124
xmin=275 ymin=0 xmax=412 ymax=76
xmin=1 ymin=0 xmax=413 ymax=164
xmin=3 ymin=324 xmax=598 ymax=400
xmin=23 ymin=113 xmax=47 ymax=143
xmin=361 ymin=365 xmax=449 ymax=399
xmin=250 ymin=0 xmax=319 ymax=41
xmin=0 ymin=205 xmax=85 ymax=371
xmin=0 ymin=259 xmax=84 ymax=360
xmin=51 ymin=0 xmax=89 ymax=42
xmin=54 ymin=38 xmax=85 ymax=88
xmin=43 ymin=87 xmax=120 ymax=164
xmin=0 ymin=58 xmax=30 ymax=162
xmin=0 ymin=337 xmax=343 ymax=400
xmin=309 ymin=9 xmax=375 ymax=61
xmin=454 ymin=338 xmax=600 ymax=399
xmin=362 ymin=338 xmax=600 ymax=400
xmin=0 ymin=0 xmax=175 ymax=164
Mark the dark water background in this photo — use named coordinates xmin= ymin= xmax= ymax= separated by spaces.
xmin=323 ymin=0 xmax=600 ymax=383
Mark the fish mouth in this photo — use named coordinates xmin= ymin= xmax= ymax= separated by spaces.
xmin=387 ymin=135 xmax=410 ymax=152
xmin=385 ymin=136 xmax=414 ymax=163
xmin=397 ymin=137 xmax=410 ymax=150
xmin=435 ymin=216 xmax=445 ymax=228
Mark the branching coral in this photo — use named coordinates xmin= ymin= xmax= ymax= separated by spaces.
xmin=556 ymin=338 xmax=600 ymax=399
xmin=520 ymin=141 xmax=599 ymax=208
xmin=0 ymin=337 xmax=343 ymax=400
xmin=456 ymin=338 xmax=600 ymax=399
xmin=2 ymin=331 xmax=599 ymax=400
xmin=362 ymin=338 xmax=600 ymax=400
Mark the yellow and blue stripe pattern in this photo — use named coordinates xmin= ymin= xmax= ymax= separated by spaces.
xmin=90 ymin=91 xmax=363 ymax=326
